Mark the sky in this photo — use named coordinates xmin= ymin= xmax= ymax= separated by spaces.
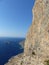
xmin=0 ymin=0 xmax=35 ymax=37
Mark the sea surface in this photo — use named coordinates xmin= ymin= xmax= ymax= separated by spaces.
xmin=0 ymin=37 xmax=25 ymax=65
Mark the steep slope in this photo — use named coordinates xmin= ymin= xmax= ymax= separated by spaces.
xmin=25 ymin=0 xmax=49 ymax=58
xmin=5 ymin=0 xmax=49 ymax=65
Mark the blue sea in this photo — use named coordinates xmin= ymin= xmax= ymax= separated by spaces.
xmin=0 ymin=37 xmax=25 ymax=65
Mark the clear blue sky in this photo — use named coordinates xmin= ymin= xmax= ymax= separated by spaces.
xmin=0 ymin=0 xmax=35 ymax=37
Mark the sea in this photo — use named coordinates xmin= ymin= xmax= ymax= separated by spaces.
xmin=0 ymin=37 xmax=25 ymax=65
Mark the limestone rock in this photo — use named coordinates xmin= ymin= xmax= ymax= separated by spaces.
xmin=5 ymin=0 xmax=49 ymax=65
xmin=19 ymin=40 xmax=25 ymax=48
xmin=25 ymin=0 xmax=49 ymax=58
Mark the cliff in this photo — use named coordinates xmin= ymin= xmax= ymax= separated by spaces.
xmin=5 ymin=0 xmax=49 ymax=65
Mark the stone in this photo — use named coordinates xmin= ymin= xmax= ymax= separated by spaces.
xmin=25 ymin=0 xmax=49 ymax=58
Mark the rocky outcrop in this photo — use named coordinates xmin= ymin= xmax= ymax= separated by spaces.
xmin=5 ymin=0 xmax=49 ymax=65
xmin=19 ymin=40 xmax=25 ymax=48
xmin=25 ymin=0 xmax=49 ymax=58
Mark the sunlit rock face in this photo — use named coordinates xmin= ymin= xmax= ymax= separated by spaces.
xmin=5 ymin=0 xmax=49 ymax=65
xmin=25 ymin=0 xmax=49 ymax=58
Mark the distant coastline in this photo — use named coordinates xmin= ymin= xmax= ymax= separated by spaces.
xmin=0 ymin=37 xmax=25 ymax=65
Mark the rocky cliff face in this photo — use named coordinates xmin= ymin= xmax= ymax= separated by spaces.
xmin=5 ymin=0 xmax=49 ymax=65
xmin=25 ymin=0 xmax=49 ymax=57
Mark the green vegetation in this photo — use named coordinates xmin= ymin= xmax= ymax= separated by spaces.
xmin=21 ymin=61 xmax=23 ymax=65
xmin=45 ymin=60 xmax=49 ymax=65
